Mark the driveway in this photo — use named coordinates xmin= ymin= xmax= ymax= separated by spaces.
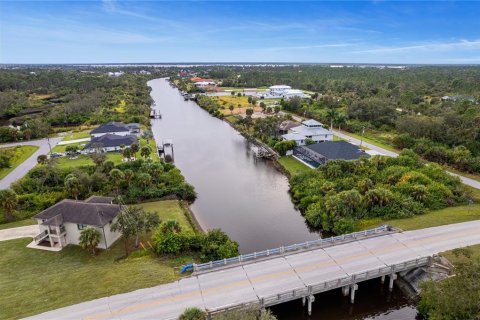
xmin=0 ymin=137 xmax=62 ymax=189
xmin=0 ymin=224 xmax=39 ymax=241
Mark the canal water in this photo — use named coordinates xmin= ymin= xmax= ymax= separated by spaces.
xmin=149 ymin=78 xmax=318 ymax=254
xmin=148 ymin=78 xmax=418 ymax=320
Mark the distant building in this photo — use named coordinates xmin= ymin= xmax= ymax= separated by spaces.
xmin=31 ymin=197 xmax=121 ymax=251
xmin=283 ymin=89 xmax=308 ymax=99
xmin=278 ymin=120 xmax=300 ymax=135
xmin=194 ymin=81 xmax=216 ymax=88
xmin=107 ymin=71 xmax=124 ymax=77
xmin=269 ymin=85 xmax=292 ymax=96
xmin=139 ymin=70 xmax=151 ymax=75
xmin=294 ymin=141 xmax=369 ymax=168
xmin=281 ymin=119 xmax=333 ymax=146
xmin=84 ymin=134 xmax=138 ymax=152
xmin=441 ymin=95 xmax=476 ymax=103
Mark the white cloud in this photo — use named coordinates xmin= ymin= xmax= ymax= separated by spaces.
xmin=352 ymin=39 xmax=480 ymax=54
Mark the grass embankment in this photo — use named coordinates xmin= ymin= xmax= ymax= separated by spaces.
xmin=442 ymin=243 xmax=480 ymax=265
xmin=0 ymin=145 xmax=39 ymax=180
xmin=0 ymin=200 xmax=195 ymax=320
xmin=277 ymin=156 xmax=311 ymax=176
xmin=358 ymin=187 xmax=480 ymax=231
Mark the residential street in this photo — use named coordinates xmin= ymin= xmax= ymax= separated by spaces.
xmin=0 ymin=137 xmax=62 ymax=190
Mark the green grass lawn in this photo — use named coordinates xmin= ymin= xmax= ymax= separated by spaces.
xmin=0 ymin=145 xmax=39 ymax=180
xmin=139 ymin=200 xmax=193 ymax=232
xmin=0 ymin=200 xmax=196 ymax=320
xmin=358 ymin=203 xmax=480 ymax=231
xmin=337 ymin=129 xmax=399 ymax=153
xmin=61 ymin=130 xmax=91 ymax=141
xmin=277 ymin=156 xmax=312 ymax=176
xmin=0 ymin=218 xmax=36 ymax=230
xmin=53 ymin=153 xmax=124 ymax=169
xmin=442 ymin=243 xmax=480 ymax=265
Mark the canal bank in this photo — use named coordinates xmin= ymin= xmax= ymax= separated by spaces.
xmin=148 ymin=78 xmax=419 ymax=320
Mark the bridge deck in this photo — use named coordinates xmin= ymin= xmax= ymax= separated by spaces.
xmin=27 ymin=220 xmax=480 ymax=320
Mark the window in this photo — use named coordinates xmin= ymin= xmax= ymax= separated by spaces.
xmin=77 ymin=224 xmax=87 ymax=230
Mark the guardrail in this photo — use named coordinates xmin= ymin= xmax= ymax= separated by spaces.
xmin=195 ymin=256 xmax=430 ymax=316
xmin=260 ymin=256 xmax=430 ymax=307
xmin=186 ymin=225 xmax=391 ymax=273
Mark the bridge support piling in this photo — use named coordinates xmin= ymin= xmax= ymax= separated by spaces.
xmin=381 ymin=275 xmax=385 ymax=284
xmin=302 ymin=296 xmax=306 ymax=307
xmin=388 ymin=273 xmax=397 ymax=291
xmin=350 ymin=284 xmax=358 ymax=304
xmin=342 ymin=285 xmax=350 ymax=297
xmin=307 ymin=295 xmax=315 ymax=316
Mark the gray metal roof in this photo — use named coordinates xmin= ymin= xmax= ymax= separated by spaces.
xmin=84 ymin=196 xmax=114 ymax=204
xmin=301 ymin=141 xmax=368 ymax=161
xmin=90 ymin=122 xmax=130 ymax=134
xmin=35 ymin=200 xmax=122 ymax=227
xmin=84 ymin=134 xmax=138 ymax=149
xmin=291 ymin=125 xmax=332 ymax=136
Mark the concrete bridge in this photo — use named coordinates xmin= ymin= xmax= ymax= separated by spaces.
xmin=27 ymin=220 xmax=480 ymax=320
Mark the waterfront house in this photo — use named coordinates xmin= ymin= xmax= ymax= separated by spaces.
xmin=84 ymin=134 xmax=138 ymax=152
xmin=90 ymin=121 xmax=131 ymax=138
xmin=293 ymin=141 xmax=369 ymax=168
xmin=281 ymin=119 xmax=333 ymax=145
xmin=278 ymin=120 xmax=300 ymax=135
xmin=31 ymin=196 xmax=122 ymax=251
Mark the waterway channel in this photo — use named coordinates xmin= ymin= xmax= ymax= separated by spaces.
xmin=148 ymin=78 xmax=418 ymax=320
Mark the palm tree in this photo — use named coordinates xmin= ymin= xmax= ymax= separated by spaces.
xmin=229 ymin=105 xmax=234 ymax=114
xmin=79 ymin=227 xmax=101 ymax=255
xmin=137 ymin=173 xmax=152 ymax=190
xmin=160 ymin=220 xmax=182 ymax=234
xmin=109 ymin=168 xmax=125 ymax=196
xmin=123 ymin=169 xmax=134 ymax=183
xmin=130 ymin=143 xmax=139 ymax=160
xmin=140 ymin=146 xmax=152 ymax=159
xmin=122 ymin=147 xmax=132 ymax=160
xmin=0 ymin=189 xmax=18 ymax=221
xmin=64 ymin=174 xmax=80 ymax=200
xmin=326 ymin=108 xmax=338 ymax=130
xmin=335 ymin=113 xmax=347 ymax=131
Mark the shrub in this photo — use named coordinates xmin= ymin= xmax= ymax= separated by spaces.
xmin=178 ymin=307 xmax=207 ymax=320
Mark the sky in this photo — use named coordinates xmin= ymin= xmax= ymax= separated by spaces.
xmin=1 ymin=1 xmax=479 ymax=64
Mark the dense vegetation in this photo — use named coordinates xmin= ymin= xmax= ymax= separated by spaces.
xmin=178 ymin=307 xmax=277 ymax=320
xmin=418 ymin=247 xmax=480 ymax=320
xmin=1 ymin=158 xmax=195 ymax=223
xmin=0 ymin=69 xmax=163 ymax=142
xmin=290 ymin=150 xmax=469 ymax=234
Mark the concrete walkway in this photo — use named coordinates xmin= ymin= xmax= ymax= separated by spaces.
xmin=0 ymin=224 xmax=39 ymax=241
xmin=57 ymin=137 xmax=90 ymax=145
xmin=0 ymin=137 xmax=62 ymax=189
xmin=26 ymin=220 xmax=480 ymax=320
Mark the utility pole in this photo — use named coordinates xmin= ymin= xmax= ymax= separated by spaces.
xmin=360 ymin=126 xmax=365 ymax=148
xmin=47 ymin=136 xmax=52 ymax=154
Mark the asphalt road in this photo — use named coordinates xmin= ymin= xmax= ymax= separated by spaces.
xmin=0 ymin=137 xmax=62 ymax=190
xmin=26 ymin=220 xmax=480 ymax=320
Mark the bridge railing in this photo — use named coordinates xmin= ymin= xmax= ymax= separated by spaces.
xmin=189 ymin=225 xmax=391 ymax=273
xmin=260 ymin=256 xmax=430 ymax=307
